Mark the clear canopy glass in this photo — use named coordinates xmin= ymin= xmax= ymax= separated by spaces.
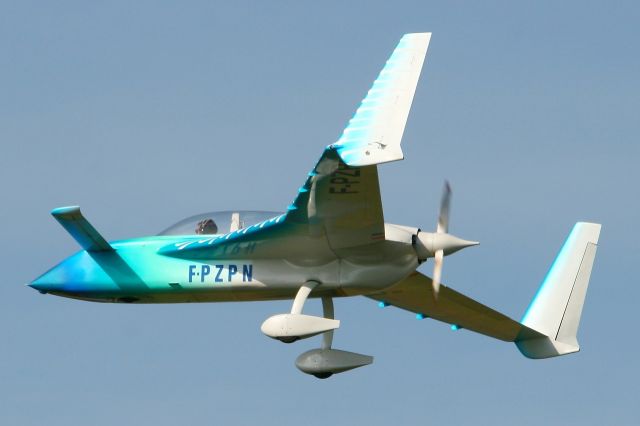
xmin=159 ymin=210 xmax=282 ymax=236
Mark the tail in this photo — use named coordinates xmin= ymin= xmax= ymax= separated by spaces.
xmin=516 ymin=222 xmax=601 ymax=358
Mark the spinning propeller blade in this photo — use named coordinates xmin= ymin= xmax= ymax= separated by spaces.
xmin=432 ymin=248 xmax=444 ymax=297
xmin=436 ymin=181 xmax=451 ymax=234
xmin=432 ymin=181 xmax=451 ymax=299
xmin=414 ymin=181 xmax=479 ymax=300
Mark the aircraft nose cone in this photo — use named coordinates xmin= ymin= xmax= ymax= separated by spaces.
xmin=28 ymin=275 xmax=57 ymax=294
xmin=28 ymin=265 xmax=70 ymax=295
xmin=28 ymin=282 xmax=47 ymax=294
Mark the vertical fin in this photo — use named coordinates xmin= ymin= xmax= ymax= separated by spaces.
xmin=516 ymin=222 xmax=601 ymax=358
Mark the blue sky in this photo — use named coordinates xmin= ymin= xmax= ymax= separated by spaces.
xmin=1 ymin=1 xmax=638 ymax=424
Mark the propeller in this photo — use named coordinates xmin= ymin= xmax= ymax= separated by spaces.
xmin=432 ymin=181 xmax=451 ymax=298
xmin=414 ymin=181 xmax=479 ymax=300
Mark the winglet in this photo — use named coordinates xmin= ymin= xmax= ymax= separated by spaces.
xmin=51 ymin=206 xmax=114 ymax=252
xmin=516 ymin=222 xmax=601 ymax=358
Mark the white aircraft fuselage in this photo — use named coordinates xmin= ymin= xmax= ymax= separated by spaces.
xmin=33 ymin=222 xmax=419 ymax=304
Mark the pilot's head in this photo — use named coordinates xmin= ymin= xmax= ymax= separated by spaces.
xmin=196 ymin=218 xmax=218 ymax=235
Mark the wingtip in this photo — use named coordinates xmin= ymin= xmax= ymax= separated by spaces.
xmin=573 ymin=222 xmax=602 ymax=244
xmin=51 ymin=206 xmax=81 ymax=216
xmin=403 ymin=32 xmax=432 ymax=37
xmin=400 ymin=32 xmax=432 ymax=44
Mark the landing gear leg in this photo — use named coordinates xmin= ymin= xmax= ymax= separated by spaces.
xmin=311 ymin=296 xmax=336 ymax=379
xmin=290 ymin=280 xmax=320 ymax=315
xmin=321 ymin=296 xmax=334 ymax=350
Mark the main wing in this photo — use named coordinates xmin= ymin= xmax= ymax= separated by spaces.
xmin=162 ymin=33 xmax=431 ymax=258
xmin=367 ymin=271 xmax=543 ymax=342
xmin=284 ymin=32 xmax=431 ymax=249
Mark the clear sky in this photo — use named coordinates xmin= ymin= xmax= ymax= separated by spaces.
xmin=1 ymin=1 xmax=638 ymax=425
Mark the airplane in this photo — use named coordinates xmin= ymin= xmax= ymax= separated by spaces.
xmin=29 ymin=33 xmax=601 ymax=379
